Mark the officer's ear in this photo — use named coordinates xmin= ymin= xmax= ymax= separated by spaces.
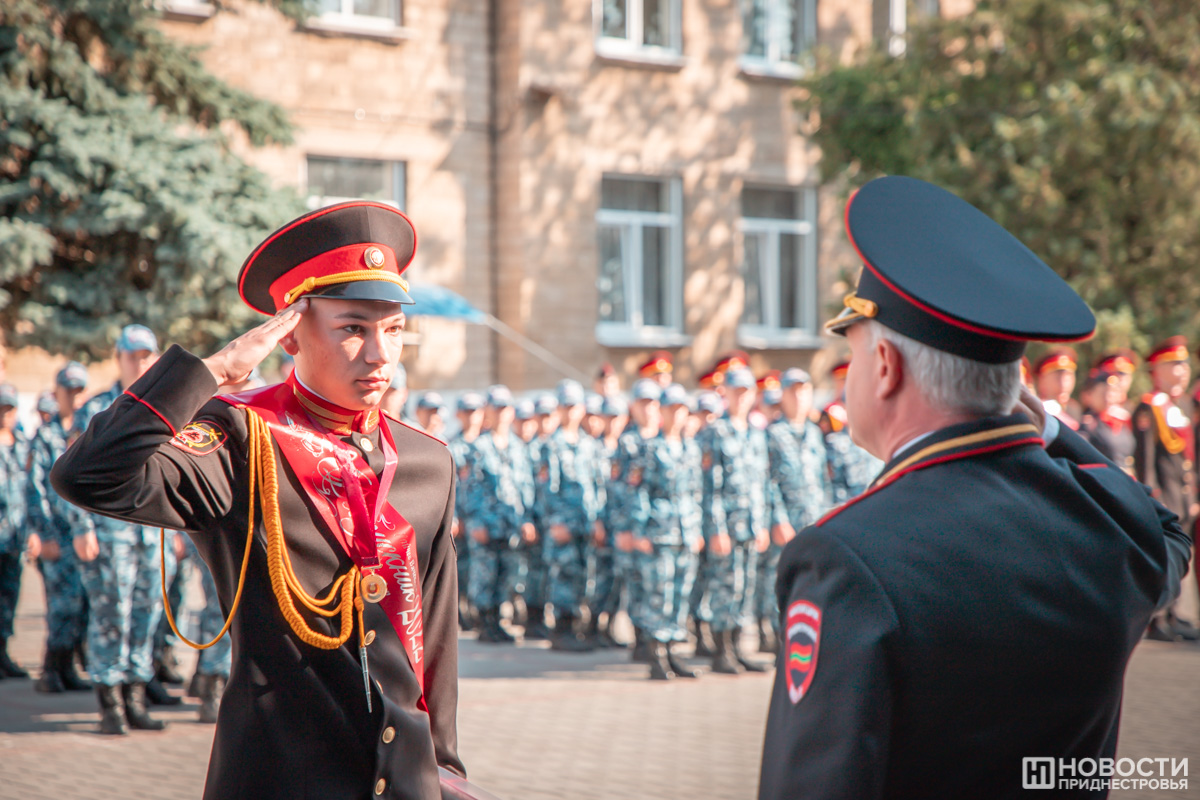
xmin=875 ymin=337 xmax=905 ymax=401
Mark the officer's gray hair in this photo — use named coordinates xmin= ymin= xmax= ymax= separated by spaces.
xmin=863 ymin=320 xmax=1021 ymax=417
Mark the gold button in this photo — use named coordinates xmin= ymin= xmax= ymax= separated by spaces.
xmin=374 ymin=778 xmax=387 ymax=795
xmin=382 ymin=726 xmax=395 ymax=744
xmin=364 ymin=246 xmax=386 ymax=269
xmin=364 ymin=630 xmax=376 ymax=646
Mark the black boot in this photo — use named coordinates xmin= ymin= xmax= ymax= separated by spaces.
xmin=523 ymin=606 xmax=551 ymax=641
xmin=733 ymin=628 xmax=768 ymax=673
xmin=667 ymin=644 xmax=699 ymax=679
xmin=1171 ymin=617 xmax=1200 ymax=642
xmin=710 ymin=629 xmax=742 ymax=675
xmin=630 ymin=629 xmax=650 ymax=663
xmin=156 ymin=647 xmax=185 ymax=685
xmin=199 ymin=674 xmax=225 ymax=724
xmin=96 ymin=684 xmax=128 ymax=736
xmin=493 ymin=610 xmax=515 ymax=644
xmin=476 ymin=609 xmax=500 ymax=643
xmin=34 ymin=649 xmax=65 ymax=693
xmin=122 ymin=683 xmax=168 ymax=731
xmin=550 ymin=614 xmax=593 ymax=652
xmin=757 ymin=617 xmax=779 ymax=654
xmin=693 ymin=619 xmax=716 ymax=658
xmin=56 ymin=646 xmax=91 ymax=691
xmin=648 ymin=641 xmax=674 ymax=681
xmin=1146 ymin=618 xmax=1181 ymax=642
xmin=600 ymin=615 xmax=625 ymax=648
xmin=187 ymin=671 xmax=202 ymax=698
xmin=0 ymin=638 xmax=28 ymax=678
xmin=145 ymin=676 xmax=183 ymax=706
xmin=582 ymin=613 xmax=603 ymax=648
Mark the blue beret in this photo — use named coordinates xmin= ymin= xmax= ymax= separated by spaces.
xmin=696 ymin=391 xmax=724 ymax=414
xmin=724 ymin=368 xmax=756 ymax=390
xmin=515 ymin=399 xmax=537 ymax=420
xmin=534 ymin=394 xmax=559 ymax=415
xmin=601 ymin=396 xmax=628 ymax=417
xmin=585 ymin=393 xmax=605 ymax=416
xmin=556 ymin=379 xmax=585 ymax=407
xmin=0 ymin=384 xmax=17 ymax=409
xmin=762 ymin=388 xmax=783 ymax=406
xmin=56 ymin=361 xmax=88 ymax=390
xmin=660 ymin=383 xmax=689 ymax=407
xmin=36 ymin=391 xmax=56 ymax=415
xmin=418 ymin=391 xmax=445 ymax=411
xmin=631 ymin=379 xmax=663 ymax=402
xmin=116 ymin=324 xmax=159 ymax=354
xmin=457 ymin=392 xmax=485 ymax=412
xmin=780 ymin=367 xmax=812 ymax=388
xmin=486 ymin=384 xmax=514 ymax=408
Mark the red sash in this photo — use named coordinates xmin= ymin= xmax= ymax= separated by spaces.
xmin=220 ymin=383 xmax=425 ymax=695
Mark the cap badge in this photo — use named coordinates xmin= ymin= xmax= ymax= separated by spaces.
xmin=364 ymin=247 xmax=386 ymax=269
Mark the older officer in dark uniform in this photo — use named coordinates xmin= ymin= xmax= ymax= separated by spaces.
xmin=759 ymin=177 xmax=1192 ymax=800
xmin=53 ymin=202 xmax=464 ymax=800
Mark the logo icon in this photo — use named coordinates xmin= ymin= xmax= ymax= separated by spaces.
xmin=364 ymin=246 xmax=386 ymax=269
xmin=785 ymin=600 xmax=821 ymax=704
xmin=1023 ymin=758 xmax=1055 ymax=789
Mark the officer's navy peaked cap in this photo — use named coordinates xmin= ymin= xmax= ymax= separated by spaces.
xmin=238 ymin=201 xmax=416 ymax=315
xmin=826 ymin=176 xmax=1095 ymax=364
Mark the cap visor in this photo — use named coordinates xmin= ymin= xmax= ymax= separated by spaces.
xmin=309 ymin=279 xmax=414 ymax=306
xmin=823 ymin=307 xmax=866 ymax=336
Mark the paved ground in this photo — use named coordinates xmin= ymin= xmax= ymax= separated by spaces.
xmin=1 ymin=562 xmax=1197 ymax=800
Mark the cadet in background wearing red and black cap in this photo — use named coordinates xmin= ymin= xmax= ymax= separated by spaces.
xmin=637 ymin=350 xmax=675 ymax=390
xmin=1033 ymin=347 xmax=1081 ymax=430
xmin=1094 ymin=349 xmax=1137 ymax=406
xmin=760 ymin=176 xmax=1191 ymax=800
xmin=1077 ymin=371 xmax=1134 ymax=475
xmin=52 ymin=202 xmax=468 ymax=799
xmin=1133 ymin=336 xmax=1199 ymax=642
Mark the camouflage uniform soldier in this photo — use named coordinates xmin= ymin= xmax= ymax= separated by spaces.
xmin=607 ymin=382 xmax=661 ymax=655
xmin=522 ymin=394 xmax=560 ymax=640
xmin=687 ymin=390 xmax=724 ymax=656
xmin=27 ymin=362 xmax=93 ymax=693
xmin=448 ymin=392 xmax=485 ymax=630
xmin=697 ymin=368 xmax=769 ymax=674
xmin=542 ymin=380 xmax=603 ymax=651
xmin=588 ymin=394 xmax=630 ymax=648
xmin=761 ymin=368 xmax=829 ymax=653
xmin=181 ymin=533 xmax=232 ymax=723
xmin=0 ymin=384 xmax=30 ymax=678
xmin=464 ymin=385 xmax=536 ymax=643
xmin=627 ymin=383 xmax=702 ymax=680
xmin=73 ymin=326 xmax=175 ymax=733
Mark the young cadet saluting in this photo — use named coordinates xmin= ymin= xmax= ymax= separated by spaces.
xmin=53 ymin=202 xmax=465 ymax=800
xmin=759 ymin=177 xmax=1192 ymax=800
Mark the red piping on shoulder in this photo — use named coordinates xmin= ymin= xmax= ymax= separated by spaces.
xmin=381 ymin=409 xmax=448 ymax=448
xmin=816 ymin=436 xmax=1043 ymax=527
xmin=1077 ymin=463 xmax=1109 ymax=470
xmin=123 ymin=390 xmax=178 ymax=435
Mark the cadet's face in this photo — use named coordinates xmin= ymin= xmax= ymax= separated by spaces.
xmin=417 ymin=407 xmax=443 ymax=433
xmin=1152 ymin=360 xmax=1190 ymax=398
xmin=662 ymin=403 xmax=688 ymax=432
xmin=780 ymin=384 xmax=813 ymax=419
xmin=55 ymin=385 xmax=86 ymax=415
xmin=727 ymin=387 xmax=755 ymax=419
xmin=0 ymin=406 xmax=16 ymax=431
xmin=117 ymin=349 xmax=156 ymax=388
xmin=284 ymin=299 xmax=406 ymax=410
xmin=1036 ymin=369 xmax=1075 ymax=402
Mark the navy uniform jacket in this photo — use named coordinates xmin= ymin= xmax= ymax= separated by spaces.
xmin=759 ymin=414 xmax=1190 ymax=800
xmin=51 ymin=347 xmax=463 ymax=800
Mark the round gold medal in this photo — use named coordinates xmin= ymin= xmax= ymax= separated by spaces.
xmin=361 ymin=573 xmax=388 ymax=604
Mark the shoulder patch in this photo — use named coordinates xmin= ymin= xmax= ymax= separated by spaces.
xmin=169 ymin=421 xmax=227 ymax=456
xmin=785 ymin=600 xmax=821 ymax=705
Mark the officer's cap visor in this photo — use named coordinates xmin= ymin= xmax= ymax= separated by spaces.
xmin=307 ymin=279 xmax=414 ymax=306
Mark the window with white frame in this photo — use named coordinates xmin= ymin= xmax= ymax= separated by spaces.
xmin=315 ymin=0 xmax=401 ymax=30
xmin=596 ymin=176 xmax=684 ymax=345
xmin=741 ymin=0 xmax=816 ymax=70
xmin=306 ymin=156 xmax=406 ymax=211
xmin=740 ymin=186 xmax=818 ymax=344
xmin=595 ymin=0 xmax=682 ymax=58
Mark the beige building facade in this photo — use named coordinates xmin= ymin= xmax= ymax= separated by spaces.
xmin=147 ymin=0 xmax=963 ymax=392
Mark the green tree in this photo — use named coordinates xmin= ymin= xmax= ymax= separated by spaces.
xmin=0 ymin=0 xmax=313 ymax=358
xmin=800 ymin=0 xmax=1200 ymax=366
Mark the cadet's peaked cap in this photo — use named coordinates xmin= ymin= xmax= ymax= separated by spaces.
xmin=239 ymin=201 xmax=416 ymax=315
xmin=827 ymin=176 xmax=1095 ymax=364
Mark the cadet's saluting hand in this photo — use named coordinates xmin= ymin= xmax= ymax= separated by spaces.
xmin=202 ymin=299 xmax=308 ymax=386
